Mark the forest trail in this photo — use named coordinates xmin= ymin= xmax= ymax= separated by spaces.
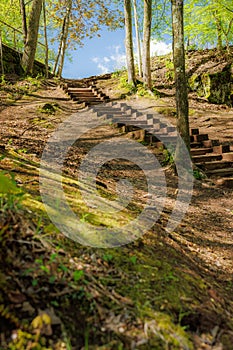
xmin=0 ymin=79 xmax=233 ymax=349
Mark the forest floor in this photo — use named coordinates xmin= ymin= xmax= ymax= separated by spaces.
xmin=0 ymin=74 xmax=233 ymax=350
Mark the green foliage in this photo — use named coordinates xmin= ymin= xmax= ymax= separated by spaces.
xmin=161 ymin=147 xmax=175 ymax=166
xmin=134 ymin=0 xmax=172 ymax=39
xmin=37 ymin=103 xmax=58 ymax=115
xmin=193 ymin=168 xmax=204 ymax=180
xmin=0 ymin=0 xmax=22 ymax=50
xmin=0 ymin=171 xmax=24 ymax=211
xmin=0 ymin=171 xmax=20 ymax=195
xmin=73 ymin=270 xmax=84 ymax=282
xmin=111 ymin=68 xmax=126 ymax=78
xmin=8 ymin=317 xmax=52 ymax=350
xmin=156 ymin=106 xmax=177 ymax=117
xmin=165 ymin=58 xmax=174 ymax=81
xmin=103 ymin=253 xmax=113 ymax=262
xmin=129 ymin=255 xmax=137 ymax=265
xmin=184 ymin=0 xmax=233 ymax=49
xmin=48 ymin=0 xmax=123 ymax=50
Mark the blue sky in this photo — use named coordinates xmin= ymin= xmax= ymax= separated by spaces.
xmin=62 ymin=28 xmax=126 ymax=79
xmin=62 ymin=27 xmax=172 ymax=79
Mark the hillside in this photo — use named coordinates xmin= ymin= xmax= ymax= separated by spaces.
xmin=0 ymin=49 xmax=233 ymax=349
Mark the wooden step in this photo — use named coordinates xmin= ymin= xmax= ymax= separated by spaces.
xmin=67 ymin=88 xmax=92 ymax=93
xmin=215 ymin=177 xmax=233 ymax=187
xmin=72 ymin=96 xmax=104 ymax=102
xmin=205 ymin=168 xmax=233 ymax=177
xmin=69 ymin=92 xmax=96 ymax=97
xmin=192 ymin=134 xmax=209 ymax=142
xmin=202 ymin=139 xmax=220 ymax=147
xmin=147 ymin=135 xmax=177 ymax=144
xmin=221 ymin=152 xmax=233 ymax=161
xmin=190 ymin=147 xmax=213 ymax=156
xmin=196 ymin=160 xmax=233 ymax=171
xmin=115 ymin=120 xmax=153 ymax=127
xmin=192 ymin=153 xmax=222 ymax=163
xmin=213 ymin=145 xmax=230 ymax=154
xmin=190 ymin=142 xmax=202 ymax=148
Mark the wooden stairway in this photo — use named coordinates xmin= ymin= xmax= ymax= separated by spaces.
xmin=87 ymin=101 xmax=233 ymax=179
xmin=61 ymin=82 xmax=110 ymax=105
xmin=57 ymin=81 xmax=233 ymax=180
xmin=189 ymin=128 xmax=233 ymax=177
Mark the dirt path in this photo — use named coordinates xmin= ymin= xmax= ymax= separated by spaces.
xmin=1 ymin=82 xmax=233 ymax=349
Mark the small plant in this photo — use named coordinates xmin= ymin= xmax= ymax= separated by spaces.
xmin=129 ymin=255 xmax=137 ymax=265
xmin=73 ymin=270 xmax=84 ymax=282
xmin=112 ymin=68 xmax=126 ymax=78
xmin=161 ymin=148 xmax=175 ymax=166
xmin=25 ymin=75 xmax=42 ymax=88
xmin=193 ymin=168 xmax=204 ymax=180
xmin=103 ymin=253 xmax=113 ymax=262
xmin=0 ymin=74 xmax=6 ymax=86
xmin=137 ymin=85 xmax=150 ymax=97
xmin=0 ymin=171 xmax=24 ymax=211
xmin=38 ymin=103 xmax=58 ymax=115
xmin=165 ymin=58 xmax=174 ymax=81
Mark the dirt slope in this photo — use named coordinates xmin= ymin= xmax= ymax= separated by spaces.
xmin=0 ymin=76 xmax=233 ymax=349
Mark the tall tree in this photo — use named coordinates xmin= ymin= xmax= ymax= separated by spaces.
xmin=171 ymin=0 xmax=190 ymax=151
xmin=124 ymin=0 xmax=136 ymax=85
xmin=21 ymin=0 xmax=43 ymax=74
xmin=49 ymin=0 xmax=122 ymax=77
xmin=19 ymin=0 xmax=27 ymax=44
xmin=56 ymin=0 xmax=72 ymax=78
xmin=43 ymin=0 xmax=49 ymax=78
xmin=133 ymin=0 xmax=142 ymax=77
xmin=184 ymin=0 xmax=233 ymax=50
xmin=142 ymin=0 xmax=152 ymax=89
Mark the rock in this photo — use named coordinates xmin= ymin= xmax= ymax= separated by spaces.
xmin=188 ymin=63 xmax=232 ymax=104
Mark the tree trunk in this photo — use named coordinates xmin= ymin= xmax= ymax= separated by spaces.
xmin=0 ymin=31 xmax=4 ymax=75
xmin=21 ymin=0 xmax=43 ymax=75
xmin=171 ymin=0 xmax=190 ymax=153
xmin=124 ymin=0 xmax=136 ymax=85
xmin=142 ymin=0 xmax=152 ymax=90
xmin=52 ymin=20 xmax=64 ymax=75
xmin=43 ymin=0 xmax=49 ymax=78
xmin=56 ymin=0 xmax=72 ymax=78
xmin=133 ymin=0 xmax=142 ymax=77
xmin=213 ymin=11 xmax=223 ymax=50
xmin=19 ymin=0 xmax=27 ymax=44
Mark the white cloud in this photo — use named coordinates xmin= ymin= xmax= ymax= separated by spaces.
xmin=150 ymin=40 xmax=172 ymax=56
xmin=92 ymin=40 xmax=172 ymax=75
xmin=91 ymin=45 xmax=126 ymax=75
xmin=92 ymin=57 xmax=99 ymax=63
xmin=103 ymin=57 xmax=110 ymax=63
xmin=97 ymin=63 xmax=109 ymax=74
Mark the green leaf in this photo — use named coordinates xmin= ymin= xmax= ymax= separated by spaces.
xmin=73 ymin=270 xmax=84 ymax=282
xmin=0 ymin=171 xmax=20 ymax=194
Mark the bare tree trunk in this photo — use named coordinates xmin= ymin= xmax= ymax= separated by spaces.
xmin=0 ymin=31 xmax=4 ymax=75
xmin=56 ymin=0 xmax=72 ymax=78
xmin=52 ymin=21 xmax=64 ymax=75
xmin=171 ymin=0 xmax=190 ymax=152
xmin=21 ymin=0 xmax=43 ymax=75
xmin=19 ymin=0 xmax=27 ymax=44
xmin=142 ymin=0 xmax=152 ymax=89
xmin=213 ymin=10 xmax=223 ymax=50
xmin=133 ymin=0 xmax=142 ymax=77
xmin=43 ymin=0 xmax=49 ymax=78
xmin=220 ymin=17 xmax=233 ymax=53
xmin=124 ymin=0 xmax=136 ymax=85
